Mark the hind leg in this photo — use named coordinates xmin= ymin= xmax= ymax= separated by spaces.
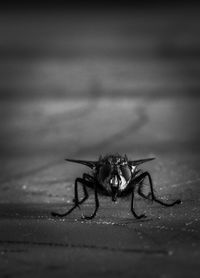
xmin=136 ymin=172 xmax=181 ymax=206
xmin=51 ymin=177 xmax=92 ymax=217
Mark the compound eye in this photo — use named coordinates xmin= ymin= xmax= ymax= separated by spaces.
xmin=99 ymin=164 xmax=111 ymax=182
xmin=120 ymin=165 xmax=131 ymax=182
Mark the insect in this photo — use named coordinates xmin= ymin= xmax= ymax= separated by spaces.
xmin=52 ymin=154 xmax=181 ymax=220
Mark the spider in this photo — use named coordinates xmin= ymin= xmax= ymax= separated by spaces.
xmin=52 ymin=154 xmax=181 ymax=220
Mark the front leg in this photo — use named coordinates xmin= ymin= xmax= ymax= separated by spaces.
xmin=133 ymin=169 xmax=153 ymax=201
xmin=72 ymin=173 xmax=94 ymax=204
xmin=135 ymin=171 xmax=181 ymax=206
xmin=81 ymin=185 xmax=99 ymax=220
xmin=131 ymin=187 xmax=147 ymax=219
xmin=51 ymin=177 xmax=91 ymax=217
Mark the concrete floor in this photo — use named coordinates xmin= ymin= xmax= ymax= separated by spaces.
xmin=0 ymin=6 xmax=200 ymax=278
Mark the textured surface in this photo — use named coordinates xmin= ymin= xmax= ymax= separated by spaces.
xmin=0 ymin=6 xmax=200 ymax=278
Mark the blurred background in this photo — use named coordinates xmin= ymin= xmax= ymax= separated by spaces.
xmin=0 ymin=2 xmax=200 ymax=203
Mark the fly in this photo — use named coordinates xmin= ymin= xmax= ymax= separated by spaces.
xmin=52 ymin=154 xmax=181 ymax=220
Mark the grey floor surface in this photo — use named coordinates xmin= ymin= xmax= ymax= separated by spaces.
xmin=0 ymin=6 xmax=200 ymax=278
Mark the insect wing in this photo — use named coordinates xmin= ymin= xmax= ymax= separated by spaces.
xmin=65 ymin=159 xmax=98 ymax=169
xmin=129 ymin=157 xmax=155 ymax=166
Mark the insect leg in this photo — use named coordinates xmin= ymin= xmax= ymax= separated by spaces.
xmin=138 ymin=182 xmax=153 ymax=200
xmin=81 ymin=185 xmax=99 ymax=220
xmin=71 ymin=173 xmax=94 ymax=204
xmin=51 ymin=177 xmax=90 ymax=217
xmin=82 ymin=173 xmax=95 ymax=182
xmin=131 ymin=187 xmax=146 ymax=219
xmin=134 ymin=170 xmax=153 ymax=200
xmin=137 ymin=172 xmax=181 ymax=207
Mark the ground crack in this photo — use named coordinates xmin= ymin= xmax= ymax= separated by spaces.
xmin=0 ymin=240 xmax=168 ymax=255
